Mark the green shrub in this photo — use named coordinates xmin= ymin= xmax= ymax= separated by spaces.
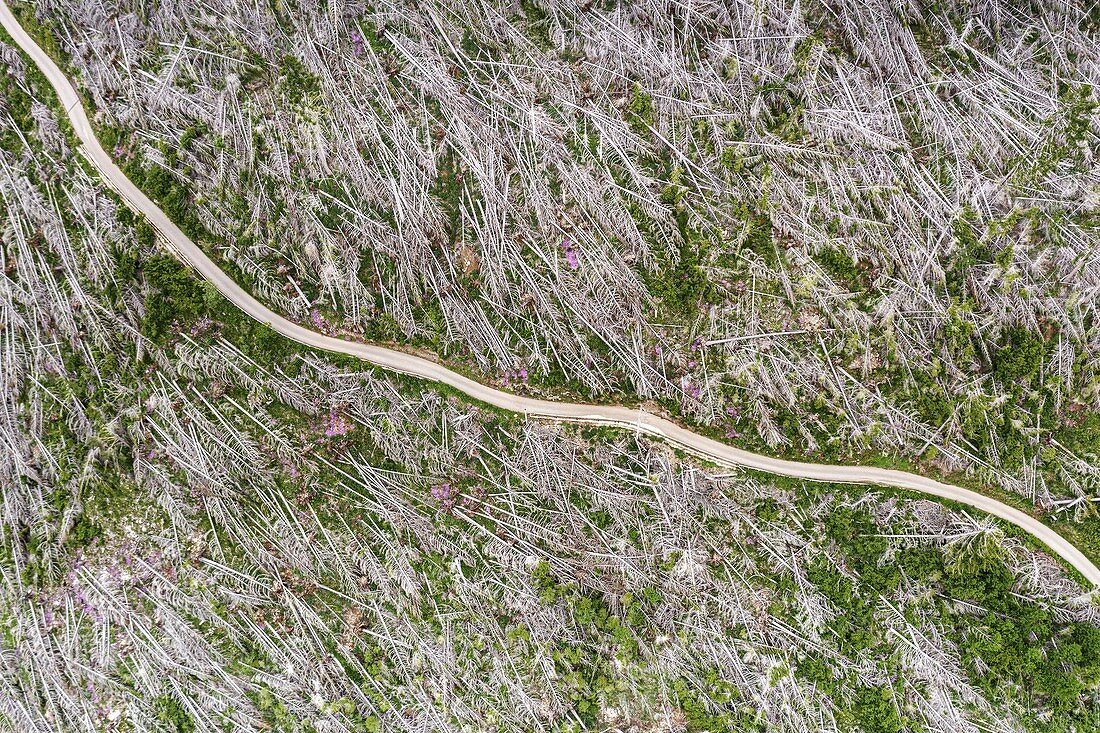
xmin=946 ymin=207 xmax=990 ymax=296
xmin=627 ymin=84 xmax=654 ymax=136
xmin=993 ymin=326 xmax=1046 ymax=385
xmin=848 ymin=686 xmax=904 ymax=733
xmin=141 ymin=255 xmax=204 ymax=341
xmin=519 ymin=0 xmax=552 ymax=49
xmin=66 ymin=513 xmax=101 ymax=550
xmin=817 ymin=245 xmax=860 ymax=283
xmin=278 ymin=55 xmax=320 ymax=106
xmin=154 ymin=694 xmax=195 ymax=733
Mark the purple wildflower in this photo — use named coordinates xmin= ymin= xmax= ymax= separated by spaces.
xmin=309 ymin=309 xmax=336 ymax=335
xmin=189 ymin=317 xmax=214 ymax=337
xmin=350 ymin=29 xmax=365 ymax=55
xmin=562 ymin=238 xmax=579 ymax=270
xmin=279 ymin=454 xmax=300 ymax=478
xmin=681 ymin=378 xmax=702 ymax=399
xmin=502 ymin=366 xmax=530 ymax=387
xmin=431 ymin=483 xmax=457 ymax=512
xmin=461 ymin=484 xmax=487 ymax=509
xmin=323 ymin=409 xmax=353 ymax=438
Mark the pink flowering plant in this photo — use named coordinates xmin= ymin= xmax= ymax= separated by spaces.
xmin=429 ymin=480 xmax=488 ymax=515
xmin=724 ymin=405 xmax=744 ymax=439
xmin=309 ymin=308 xmax=336 ymax=336
xmin=317 ymin=408 xmax=353 ymax=443
xmin=561 ymin=237 xmax=579 ymax=270
xmin=188 ymin=316 xmax=216 ymax=338
xmin=681 ymin=377 xmax=702 ymax=400
xmin=502 ymin=365 xmax=530 ymax=388
xmin=349 ymin=28 xmax=365 ymax=55
xmin=430 ymin=482 xmax=458 ymax=513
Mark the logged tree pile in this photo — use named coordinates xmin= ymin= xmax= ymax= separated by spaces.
xmin=23 ymin=0 xmax=1100 ymax=513
xmin=3 ymin=2 xmax=1100 ymax=731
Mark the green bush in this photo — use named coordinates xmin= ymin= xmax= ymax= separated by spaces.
xmin=646 ymin=246 xmax=711 ymax=316
xmin=848 ymin=686 xmax=904 ymax=733
xmin=278 ymin=55 xmax=321 ymax=106
xmin=154 ymin=694 xmax=195 ymax=733
xmin=908 ymin=370 xmax=951 ymax=426
xmin=646 ymin=213 xmax=717 ymax=317
xmin=66 ymin=513 xmax=101 ymax=550
xmin=531 ymin=560 xmax=567 ymax=604
xmin=627 ymin=84 xmax=654 ymax=136
xmin=141 ymin=255 xmax=204 ymax=341
xmin=993 ymin=326 xmax=1046 ymax=385
xmin=122 ymin=151 xmax=207 ymax=242
xmin=946 ymin=206 xmax=989 ymax=296
xmin=816 ymin=245 xmax=860 ymax=283
xmin=519 ymin=0 xmax=552 ymax=49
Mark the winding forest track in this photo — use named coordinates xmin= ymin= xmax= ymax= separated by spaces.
xmin=4 ymin=1 xmax=1097 ymax=588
